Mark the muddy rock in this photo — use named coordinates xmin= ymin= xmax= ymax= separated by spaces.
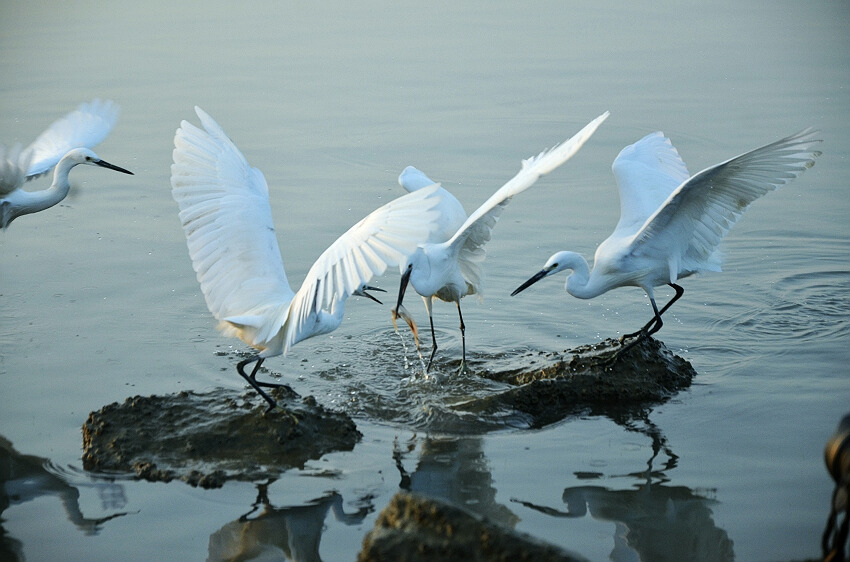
xmin=461 ymin=337 xmax=696 ymax=428
xmin=82 ymin=387 xmax=361 ymax=488
xmin=358 ymin=491 xmax=587 ymax=562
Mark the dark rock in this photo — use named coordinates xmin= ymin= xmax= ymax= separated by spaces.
xmin=82 ymin=387 xmax=361 ymax=488
xmin=358 ymin=491 xmax=587 ymax=562
xmin=460 ymin=337 xmax=696 ymax=428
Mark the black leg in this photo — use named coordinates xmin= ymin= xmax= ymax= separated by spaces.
xmin=651 ymin=283 xmax=684 ymax=331
xmin=245 ymin=357 xmax=287 ymax=389
xmin=456 ymin=301 xmax=466 ymax=366
xmin=236 ymin=356 xmax=279 ymax=411
xmin=612 ymin=284 xmax=685 ymax=363
xmin=622 ymin=284 xmax=685 ymax=340
xmin=426 ymin=312 xmax=438 ymax=370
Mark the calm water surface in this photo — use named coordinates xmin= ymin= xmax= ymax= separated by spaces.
xmin=1 ymin=2 xmax=848 ymax=561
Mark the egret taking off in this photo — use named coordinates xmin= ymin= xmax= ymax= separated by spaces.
xmin=511 ymin=128 xmax=822 ymax=358
xmin=171 ymin=107 xmax=445 ymax=411
xmin=0 ymin=99 xmax=129 ymax=229
xmin=392 ymin=111 xmax=609 ymax=370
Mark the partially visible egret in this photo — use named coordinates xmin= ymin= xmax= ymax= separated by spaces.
xmin=0 ymin=99 xmax=127 ymax=229
xmin=511 ymin=128 xmax=822 ymax=358
xmin=171 ymin=107 xmax=445 ymax=411
xmin=392 ymin=111 xmax=609 ymax=369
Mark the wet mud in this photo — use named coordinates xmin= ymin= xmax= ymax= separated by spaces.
xmin=82 ymin=387 xmax=361 ymax=488
xmin=460 ymin=336 xmax=696 ymax=428
xmin=358 ymin=491 xmax=587 ymax=562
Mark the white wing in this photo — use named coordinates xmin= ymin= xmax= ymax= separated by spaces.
xmin=0 ymin=144 xmax=29 ymax=196
xmin=285 ymin=183 xmax=443 ymax=351
xmin=611 ymin=131 xmax=691 ymax=236
xmin=445 ymin=111 xmax=610 ymax=293
xmin=23 ymin=99 xmax=119 ymax=178
xmin=630 ymin=128 xmax=822 ymax=277
xmin=171 ymin=106 xmax=295 ymax=342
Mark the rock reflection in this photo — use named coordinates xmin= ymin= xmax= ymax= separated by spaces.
xmin=393 ymin=435 xmax=518 ymax=528
xmin=511 ymin=414 xmax=734 ymax=562
xmin=0 ymin=435 xmax=129 ymax=560
xmin=207 ymin=482 xmax=373 ymax=562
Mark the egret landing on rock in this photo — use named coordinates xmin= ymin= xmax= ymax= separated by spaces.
xmin=171 ymin=107 xmax=445 ymax=411
xmin=512 ymin=128 xmax=822 ymax=361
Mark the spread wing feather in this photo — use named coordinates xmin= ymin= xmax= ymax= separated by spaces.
xmin=285 ymin=184 xmax=443 ymax=351
xmin=446 ymin=111 xmax=610 ymax=295
xmin=171 ymin=106 xmax=295 ymax=346
xmin=629 ymin=128 xmax=822 ymax=277
xmin=24 ymin=99 xmax=119 ymax=178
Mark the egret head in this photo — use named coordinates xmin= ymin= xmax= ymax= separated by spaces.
xmin=353 ymin=283 xmax=386 ymax=305
xmin=511 ymin=251 xmax=583 ymax=296
xmin=67 ymin=147 xmax=133 ymax=175
xmin=402 ymin=249 xmax=429 ymax=280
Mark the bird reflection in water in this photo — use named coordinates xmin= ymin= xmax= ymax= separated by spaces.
xmin=393 ymin=435 xmax=519 ymax=528
xmin=511 ymin=412 xmax=735 ymax=562
xmin=207 ymin=482 xmax=373 ymax=562
xmin=0 ymin=435 xmax=129 ymax=560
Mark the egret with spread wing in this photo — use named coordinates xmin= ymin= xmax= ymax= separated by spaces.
xmin=392 ymin=111 xmax=609 ymax=370
xmin=1 ymin=100 xmax=129 ymax=229
xmin=171 ymin=107 xmax=444 ymax=410
xmin=511 ymin=128 xmax=822 ymax=358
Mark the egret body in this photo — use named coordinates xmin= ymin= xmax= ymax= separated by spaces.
xmin=0 ymin=99 xmax=125 ymax=229
xmin=512 ymin=128 xmax=822 ymax=356
xmin=393 ymin=111 xmax=609 ymax=369
xmin=171 ymin=107 xmax=445 ymax=410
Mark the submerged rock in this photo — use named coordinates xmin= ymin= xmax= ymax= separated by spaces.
xmin=459 ymin=337 xmax=696 ymax=428
xmin=358 ymin=491 xmax=587 ymax=562
xmin=82 ymin=387 xmax=361 ymax=488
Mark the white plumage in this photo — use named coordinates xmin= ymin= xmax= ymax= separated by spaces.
xmin=392 ymin=111 xmax=610 ymax=369
xmin=512 ymin=128 xmax=822 ymax=358
xmin=171 ymin=107 xmax=444 ymax=410
xmin=1 ymin=99 xmax=125 ymax=229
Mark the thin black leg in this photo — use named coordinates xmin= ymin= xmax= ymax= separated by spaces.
xmin=426 ymin=313 xmax=438 ymax=370
xmin=622 ymin=284 xmax=685 ymax=340
xmin=246 ymin=358 xmax=287 ymax=389
xmin=650 ymin=283 xmax=684 ymax=334
xmin=236 ymin=356 xmax=279 ymax=412
xmin=611 ymin=284 xmax=685 ymax=364
xmin=456 ymin=301 xmax=466 ymax=366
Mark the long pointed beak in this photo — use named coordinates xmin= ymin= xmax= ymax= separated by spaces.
xmin=511 ymin=268 xmax=550 ymax=296
xmin=96 ymin=159 xmax=134 ymax=175
xmin=394 ymin=266 xmax=412 ymax=313
xmin=359 ymin=285 xmax=386 ymax=305
xmin=391 ymin=266 xmax=420 ymax=348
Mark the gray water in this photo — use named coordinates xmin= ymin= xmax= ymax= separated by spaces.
xmin=1 ymin=2 xmax=848 ymax=561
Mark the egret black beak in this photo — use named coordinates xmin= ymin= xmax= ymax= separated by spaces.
xmin=394 ymin=265 xmax=412 ymax=314
xmin=96 ymin=159 xmax=134 ymax=175
xmin=391 ymin=265 xmax=420 ymax=348
xmin=511 ymin=269 xmax=550 ymax=296
xmin=359 ymin=285 xmax=386 ymax=305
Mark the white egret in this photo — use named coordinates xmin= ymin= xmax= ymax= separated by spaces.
xmin=0 ymin=99 xmax=126 ymax=229
xmin=171 ymin=107 xmax=445 ymax=411
xmin=392 ymin=111 xmax=610 ymax=369
xmin=511 ymin=128 xmax=822 ymax=358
